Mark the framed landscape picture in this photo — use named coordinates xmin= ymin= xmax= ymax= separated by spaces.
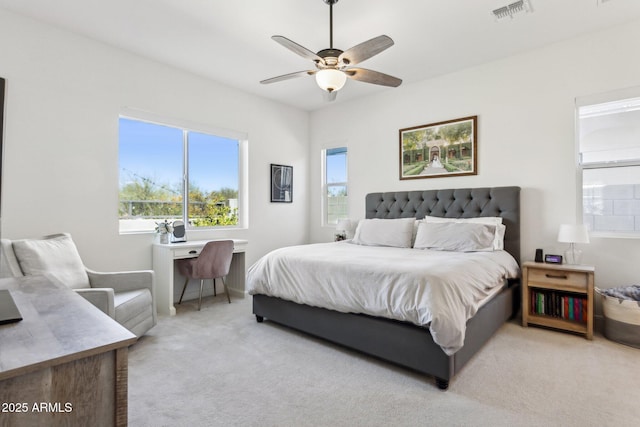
xmin=399 ymin=116 xmax=477 ymax=180
xmin=270 ymin=164 xmax=293 ymax=203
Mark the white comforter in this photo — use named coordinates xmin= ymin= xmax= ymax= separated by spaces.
xmin=247 ymin=241 xmax=520 ymax=355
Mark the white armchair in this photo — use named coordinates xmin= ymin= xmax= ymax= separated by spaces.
xmin=0 ymin=233 xmax=156 ymax=337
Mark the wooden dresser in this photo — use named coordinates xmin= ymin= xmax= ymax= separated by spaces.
xmin=0 ymin=275 xmax=137 ymax=426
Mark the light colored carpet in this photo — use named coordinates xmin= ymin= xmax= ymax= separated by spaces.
xmin=128 ymin=295 xmax=640 ymax=427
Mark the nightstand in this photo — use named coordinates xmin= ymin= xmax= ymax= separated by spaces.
xmin=521 ymin=261 xmax=594 ymax=339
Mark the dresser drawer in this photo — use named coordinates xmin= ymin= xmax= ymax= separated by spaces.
xmin=528 ymin=267 xmax=588 ymax=290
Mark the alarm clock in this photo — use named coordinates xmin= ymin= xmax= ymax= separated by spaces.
xmin=171 ymin=220 xmax=187 ymax=243
xmin=544 ymin=254 xmax=563 ymax=264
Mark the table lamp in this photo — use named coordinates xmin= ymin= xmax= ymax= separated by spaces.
xmin=557 ymin=224 xmax=590 ymax=265
xmin=335 ymin=219 xmax=352 ymax=241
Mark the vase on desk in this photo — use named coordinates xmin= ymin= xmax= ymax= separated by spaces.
xmin=155 ymin=220 xmax=172 ymax=244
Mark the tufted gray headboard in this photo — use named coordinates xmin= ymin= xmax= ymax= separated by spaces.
xmin=365 ymin=186 xmax=521 ymax=264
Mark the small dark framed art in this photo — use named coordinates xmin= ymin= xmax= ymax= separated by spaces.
xmin=270 ymin=164 xmax=293 ymax=203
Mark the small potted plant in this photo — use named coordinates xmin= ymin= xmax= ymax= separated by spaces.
xmin=155 ymin=220 xmax=173 ymax=244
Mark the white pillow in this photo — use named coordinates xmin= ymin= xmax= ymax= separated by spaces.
xmin=422 ymin=216 xmax=505 ymax=250
xmin=12 ymin=234 xmax=90 ymax=289
xmin=352 ymin=218 xmax=415 ymax=248
xmin=413 ymin=222 xmax=496 ymax=252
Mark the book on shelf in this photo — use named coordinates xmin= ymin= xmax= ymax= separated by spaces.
xmin=529 ymin=289 xmax=586 ymax=323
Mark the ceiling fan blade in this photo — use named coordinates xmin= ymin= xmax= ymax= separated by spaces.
xmin=323 ymin=90 xmax=338 ymax=102
xmin=339 ymin=35 xmax=394 ymax=66
xmin=260 ymin=70 xmax=316 ymax=85
xmin=272 ymin=35 xmax=325 ymax=65
xmin=344 ymin=68 xmax=402 ymax=87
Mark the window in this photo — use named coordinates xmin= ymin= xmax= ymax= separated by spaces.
xmin=578 ymin=93 xmax=640 ymax=235
xmin=323 ymin=147 xmax=348 ymax=225
xmin=119 ymin=114 xmax=246 ymax=233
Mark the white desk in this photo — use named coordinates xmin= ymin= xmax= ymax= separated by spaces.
xmin=152 ymin=239 xmax=248 ymax=316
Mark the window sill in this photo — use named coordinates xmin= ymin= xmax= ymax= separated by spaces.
xmin=588 ymin=231 xmax=640 ymax=239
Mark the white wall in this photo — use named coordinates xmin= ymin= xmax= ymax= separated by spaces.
xmin=3 ymin=6 xmax=640 ymax=313
xmin=0 ymin=9 xmax=310 ymax=271
xmin=309 ymin=19 xmax=640 ymax=299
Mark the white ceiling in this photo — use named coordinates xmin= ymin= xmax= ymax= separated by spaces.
xmin=2 ymin=0 xmax=640 ymax=111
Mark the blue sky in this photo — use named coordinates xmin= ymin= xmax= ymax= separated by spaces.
xmin=120 ymin=117 xmax=347 ymax=194
xmin=326 ymin=150 xmax=347 ymax=183
xmin=119 ymin=118 xmax=238 ymax=193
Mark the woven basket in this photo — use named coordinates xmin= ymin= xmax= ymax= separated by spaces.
xmin=597 ymin=287 xmax=640 ymax=349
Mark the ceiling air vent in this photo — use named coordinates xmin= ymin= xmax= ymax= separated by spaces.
xmin=492 ymin=0 xmax=533 ymax=21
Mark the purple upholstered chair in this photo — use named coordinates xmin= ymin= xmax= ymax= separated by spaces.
xmin=176 ymin=240 xmax=234 ymax=311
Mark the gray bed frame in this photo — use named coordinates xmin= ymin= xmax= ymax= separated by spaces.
xmin=253 ymin=186 xmax=521 ymax=390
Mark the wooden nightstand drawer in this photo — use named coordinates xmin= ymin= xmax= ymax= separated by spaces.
xmin=528 ymin=268 xmax=588 ymax=291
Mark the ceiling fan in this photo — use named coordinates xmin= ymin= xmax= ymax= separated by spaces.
xmin=260 ymin=0 xmax=402 ymax=101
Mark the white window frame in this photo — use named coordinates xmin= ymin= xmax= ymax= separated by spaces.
xmin=321 ymin=145 xmax=348 ymax=227
xmin=576 ymin=86 xmax=640 ymax=238
xmin=119 ymin=108 xmax=248 ymax=233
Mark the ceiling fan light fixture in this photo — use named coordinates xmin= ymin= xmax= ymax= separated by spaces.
xmin=260 ymin=0 xmax=401 ymax=101
xmin=315 ymin=69 xmax=347 ymax=92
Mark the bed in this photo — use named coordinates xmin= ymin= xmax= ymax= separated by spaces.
xmin=249 ymin=186 xmax=521 ymax=389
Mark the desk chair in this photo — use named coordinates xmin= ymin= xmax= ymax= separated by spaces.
xmin=176 ymin=240 xmax=233 ymax=310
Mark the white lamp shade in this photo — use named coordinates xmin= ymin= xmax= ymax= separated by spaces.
xmin=315 ymin=69 xmax=347 ymax=92
xmin=557 ymin=224 xmax=590 ymax=244
xmin=336 ymin=219 xmax=351 ymax=232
